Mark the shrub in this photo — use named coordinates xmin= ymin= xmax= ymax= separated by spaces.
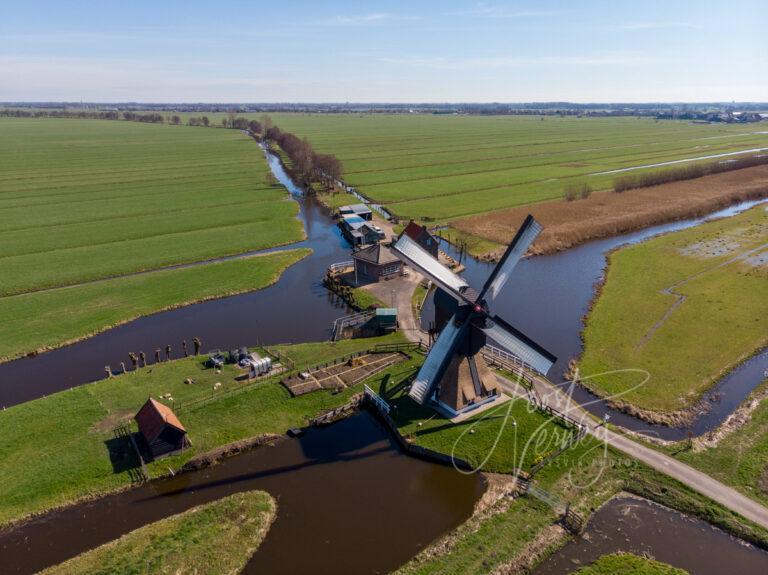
xmin=612 ymin=154 xmax=768 ymax=193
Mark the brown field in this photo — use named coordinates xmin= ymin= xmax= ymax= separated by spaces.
xmin=453 ymin=165 xmax=768 ymax=257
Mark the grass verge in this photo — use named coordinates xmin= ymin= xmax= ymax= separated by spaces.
xmin=0 ymin=333 xmax=403 ymax=526
xmin=40 ymin=491 xmax=275 ymax=575
xmin=0 ymin=249 xmax=311 ymax=363
xmin=575 ymin=552 xmax=688 ymax=574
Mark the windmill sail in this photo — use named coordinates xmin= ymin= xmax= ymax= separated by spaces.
xmin=392 ymin=234 xmax=468 ymax=300
xmin=482 ymin=315 xmax=556 ymax=376
xmin=479 ymin=215 xmax=542 ymax=302
xmin=409 ymin=314 xmax=465 ymax=404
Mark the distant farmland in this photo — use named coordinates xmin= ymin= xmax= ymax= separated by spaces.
xmin=0 ymin=118 xmax=303 ymax=295
xmin=265 ymin=114 xmax=768 ymax=221
xmin=0 ymin=118 xmax=306 ymax=359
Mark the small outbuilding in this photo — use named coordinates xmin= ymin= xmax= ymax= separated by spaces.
xmin=134 ymin=398 xmax=190 ymax=459
xmin=351 ymin=244 xmax=403 ymax=283
xmin=339 ymin=203 xmax=373 ymax=221
xmin=401 ymin=220 xmax=439 ymax=258
xmin=340 ymin=215 xmax=385 ymax=245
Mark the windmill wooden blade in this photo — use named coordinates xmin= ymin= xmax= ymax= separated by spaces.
xmin=478 ymin=214 xmax=542 ymax=303
xmin=392 ymin=233 xmax=469 ymax=300
xmin=481 ymin=314 xmax=556 ymax=376
xmin=408 ymin=314 xmax=466 ymax=404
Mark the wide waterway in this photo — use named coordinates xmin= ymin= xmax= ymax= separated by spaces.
xmin=0 ymin=144 xmax=765 ymax=441
xmin=0 ymin=411 xmax=484 ymax=574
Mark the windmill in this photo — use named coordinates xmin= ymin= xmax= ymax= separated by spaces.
xmin=391 ymin=215 xmax=556 ymax=416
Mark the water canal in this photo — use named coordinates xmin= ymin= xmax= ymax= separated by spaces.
xmin=534 ymin=495 xmax=768 ymax=574
xmin=426 ymin=199 xmax=768 ymax=441
xmin=0 ymin=149 xmax=355 ymax=408
xmin=0 ymin=412 xmax=484 ymax=574
xmin=0 ymin=142 xmax=765 ymax=441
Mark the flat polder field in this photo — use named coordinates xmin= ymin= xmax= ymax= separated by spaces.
xmin=0 ymin=118 xmax=307 ymax=361
xmin=266 ymin=113 xmax=768 ymax=222
xmin=579 ymin=204 xmax=768 ymax=418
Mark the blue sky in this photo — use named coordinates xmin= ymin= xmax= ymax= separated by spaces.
xmin=1 ymin=0 xmax=766 ymax=102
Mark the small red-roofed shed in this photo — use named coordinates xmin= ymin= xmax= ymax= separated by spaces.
xmin=134 ymin=398 xmax=190 ymax=458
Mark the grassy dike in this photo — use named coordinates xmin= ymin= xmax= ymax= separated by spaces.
xmin=0 ymin=334 xmax=403 ymax=526
xmin=579 ymin=205 xmax=768 ymax=417
xmin=0 ymin=248 xmax=310 ymax=363
xmin=40 ymin=491 xmax=275 ymax=575
xmin=575 ymin=552 xmax=688 ymax=575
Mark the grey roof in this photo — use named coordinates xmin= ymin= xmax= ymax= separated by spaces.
xmin=352 ymin=244 xmax=400 ymax=265
xmin=339 ymin=203 xmax=372 ymax=214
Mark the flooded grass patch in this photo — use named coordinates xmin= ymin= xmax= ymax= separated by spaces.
xmin=579 ymin=205 xmax=768 ymax=415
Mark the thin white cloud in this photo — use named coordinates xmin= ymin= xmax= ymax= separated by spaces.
xmin=317 ymin=13 xmax=419 ymax=26
xmin=450 ymin=2 xmax=569 ymax=19
xmin=376 ymin=54 xmax=659 ymax=70
xmin=614 ymin=21 xmax=702 ymax=30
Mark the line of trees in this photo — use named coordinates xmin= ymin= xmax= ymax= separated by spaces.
xmin=0 ymin=109 xmax=119 ymax=120
xmin=613 ymin=154 xmax=768 ymax=193
xmin=187 ymin=116 xmax=211 ymax=127
xmin=122 ymin=111 xmax=164 ymax=123
xmin=262 ymin=117 xmax=342 ymax=189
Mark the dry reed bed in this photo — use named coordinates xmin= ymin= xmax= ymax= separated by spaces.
xmin=453 ymin=165 xmax=768 ymax=258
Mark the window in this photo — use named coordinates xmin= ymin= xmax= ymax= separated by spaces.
xmin=382 ymin=263 xmax=400 ymax=276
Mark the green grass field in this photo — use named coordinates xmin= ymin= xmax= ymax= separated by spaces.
xmin=575 ymin=553 xmax=688 ymax=575
xmin=0 ymin=249 xmax=309 ymax=362
xmin=0 ymin=334 xmax=404 ymax=525
xmin=41 ymin=491 xmax=275 ymax=575
xmin=0 ymin=118 xmax=303 ymax=296
xmin=0 ymin=118 xmax=308 ymax=360
xmin=580 ymin=205 xmax=768 ymax=414
xmin=263 ymin=114 xmax=768 ymax=222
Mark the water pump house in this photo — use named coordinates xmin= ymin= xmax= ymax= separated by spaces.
xmin=351 ymin=244 xmax=403 ymax=283
xmin=134 ymin=398 xmax=190 ymax=459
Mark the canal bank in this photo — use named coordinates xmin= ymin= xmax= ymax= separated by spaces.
xmin=0 ymin=147 xmax=356 ymax=408
xmin=0 ymin=411 xmax=485 ymax=575
xmin=1 ymin=141 xmax=765 ymax=442
xmin=534 ymin=494 xmax=768 ymax=575
xmin=426 ymin=199 xmax=768 ymax=441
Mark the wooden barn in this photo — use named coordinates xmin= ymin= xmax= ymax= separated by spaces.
xmin=134 ymin=398 xmax=190 ymax=458
xmin=401 ymin=221 xmax=439 ymax=258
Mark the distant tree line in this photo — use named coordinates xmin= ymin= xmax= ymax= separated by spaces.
xmin=187 ymin=116 xmax=211 ymax=127
xmin=122 ymin=111 xmax=164 ymax=123
xmin=0 ymin=109 xmax=119 ymax=120
xmin=613 ymin=154 xmax=768 ymax=193
xmin=261 ymin=116 xmax=342 ymax=188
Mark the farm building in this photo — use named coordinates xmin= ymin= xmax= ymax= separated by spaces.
xmin=352 ymin=244 xmax=403 ymax=282
xmin=340 ymin=214 xmax=385 ymax=246
xmin=134 ymin=398 xmax=190 ymax=459
xmin=339 ymin=203 xmax=373 ymax=220
xmin=401 ymin=220 xmax=439 ymax=258
xmin=373 ymin=308 xmax=398 ymax=332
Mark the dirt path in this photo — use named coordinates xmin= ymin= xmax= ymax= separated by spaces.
xmin=496 ymin=373 xmax=768 ymax=530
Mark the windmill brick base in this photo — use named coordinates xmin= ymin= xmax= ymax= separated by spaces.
xmin=436 ymin=351 xmax=501 ymax=415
